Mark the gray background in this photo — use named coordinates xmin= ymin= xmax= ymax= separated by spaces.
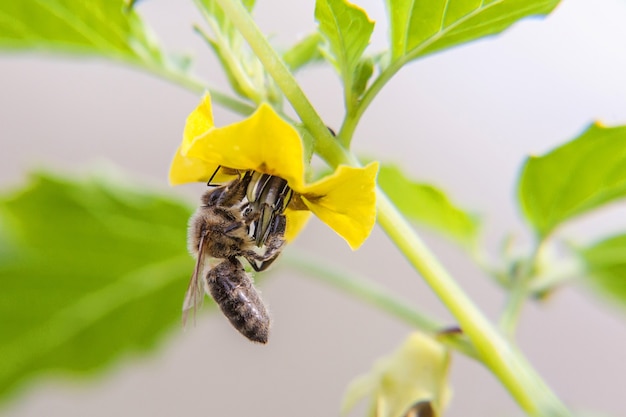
xmin=2 ymin=0 xmax=626 ymax=416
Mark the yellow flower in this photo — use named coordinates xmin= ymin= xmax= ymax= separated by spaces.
xmin=169 ymin=94 xmax=378 ymax=249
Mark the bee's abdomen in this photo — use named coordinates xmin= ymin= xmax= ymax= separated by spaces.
xmin=207 ymin=258 xmax=270 ymax=344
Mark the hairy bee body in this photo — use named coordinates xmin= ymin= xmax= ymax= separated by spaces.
xmin=207 ymin=257 xmax=270 ymax=344
xmin=184 ymin=169 xmax=290 ymax=344
xmin=187 ymin=204 xmax=252 ymax=260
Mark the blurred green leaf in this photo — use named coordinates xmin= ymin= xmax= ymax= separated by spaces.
xmin=0 ymin=0 xmax=181 ymax=71
xmin=0 ymin=170 xmax=194 ymax=402
xmin=579 ymin=234 xmax=626 ymax=310
xmin=282 ymin=32 xmax=324 ymax=72
xmin=341 ymin=332 xmax=451 ymax=417
xmin=315 ymin=0 xmax=374 ymax=109
xmin=384 ymin=0 xmax=560 ymax=64
xmin=378 ymin=163 xmax=479 ymax=248
xmin=518 ymin=123 xmax=626 ymax=238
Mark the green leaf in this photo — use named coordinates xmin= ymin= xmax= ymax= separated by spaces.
xmin=282 ymin=32 xmax=324 ymax=72
xmin=378 ymin=163 xmax=479 ymax=248
xmin=341 ymin=332 xmax=451 ymax=417
xmin=579 ymin=234 xmax=626 ymax=310
xmin=315 ymin=0 xmax=374 ymax=109
xmin=384 ymin=0 xmax=560 ymax=63
xmin=0 ymin=170 xmax=194 ymax=402
xmin=518 ymin=123 xmax=626 ymax=238
xmin=0 ymin=0 xmax=176 ymax=70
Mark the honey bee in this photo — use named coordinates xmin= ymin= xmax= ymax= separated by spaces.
xmin=183 ymin=169 xmax=290 ymax=344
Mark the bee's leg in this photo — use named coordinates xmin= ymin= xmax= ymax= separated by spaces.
xmin=247 ymin=175 xmax=291 ymax=246
xmin=206 ymin=165 xmax=223 ymax=187
xmin=207 ymin=166 xmax=244 ymax=187
xmin=244 ymin=214 xmax=286 ymax=272
xmin=202 ymin=170 xmax=254 ymax=208
xmin=252 ymin=203 xmax=275 ymax=246
xmin=267 ymin=211 xmax=286 ymax=242
xmin=247 ymin=253 xmax=280 ymax=272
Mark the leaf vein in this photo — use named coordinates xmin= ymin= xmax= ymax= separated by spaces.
xmin=331 ymin=5 xmax=351 ymax=77
xmin=32 ymin=0 xmax=121 ymax=52
xmin=439 ymin=0 xmax=452 ymax=32
xmin=443 ymin=2 xmax=548 ymax=39
xmin=402 ymin=0 xmax=417 ymax=55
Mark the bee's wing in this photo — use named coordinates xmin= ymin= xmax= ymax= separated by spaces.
xmin=182 ymin=232 xmax=208 ymax=327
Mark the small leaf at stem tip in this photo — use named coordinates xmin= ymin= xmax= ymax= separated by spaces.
xmin=377 ymin=163 xmax=479 ymax=249
xmin=385 ymin=0 xmax=561 ymax=63
xmin=351 ymin=57 xmax=375 ymax=104
xmin=0 ymin=169 xmax=195 ymax=403
xmin=340 ymin=332 xmax=451 ymax=417
xmin=579 ymin=233 xmax=626 ymax=312
xmin=315 ymin=0 xmax=374 ymax=91
xmin=282 ymin=32 xmax=324 ymax=72
xmin=518 ymin=123 xmax=626 ymax=238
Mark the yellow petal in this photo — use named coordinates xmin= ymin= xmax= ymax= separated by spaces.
xmin=169 ymin=147 xmax=237 ymax=185
xmin=182 ymin=94 xmax=214 ymax=153
xmin=171 ymin=94 xmax=378 ymax=249
xmin=170 ymin=94 xmax=249 ymax=185
xmin=301 ymin=162 xmax=379 ymax=250
xmin=185 ymin=103 xmax=307 ymax=190
xmin=169 ymin=94 xmax=222 ymax=185
xmin=284 ymin=208 xmax=311 ymax=242
xmin=169 ymin=147 xmax=214 ymax=185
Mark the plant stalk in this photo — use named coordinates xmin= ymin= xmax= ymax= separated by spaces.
xmin=338 ymin=55 xmax=407 ymax=142
xmin=212 ymin=1 xmax=572 ymax=415
xmin=376 ymin=191 xmax=570 ymax=416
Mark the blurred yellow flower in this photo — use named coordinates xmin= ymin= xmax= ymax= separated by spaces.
xmin=169 ymin=94 xmax=378 ymax=249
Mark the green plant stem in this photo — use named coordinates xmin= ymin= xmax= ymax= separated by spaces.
xmin=282 ymin=251 xmax=477 ymax=359
xmin=339 ymin=55 xmax=409 ymax=143
xmin=376 ymin=192 xmax=569 ymax=416
xmin=215 ymin=1 xmax=571 ymax=415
